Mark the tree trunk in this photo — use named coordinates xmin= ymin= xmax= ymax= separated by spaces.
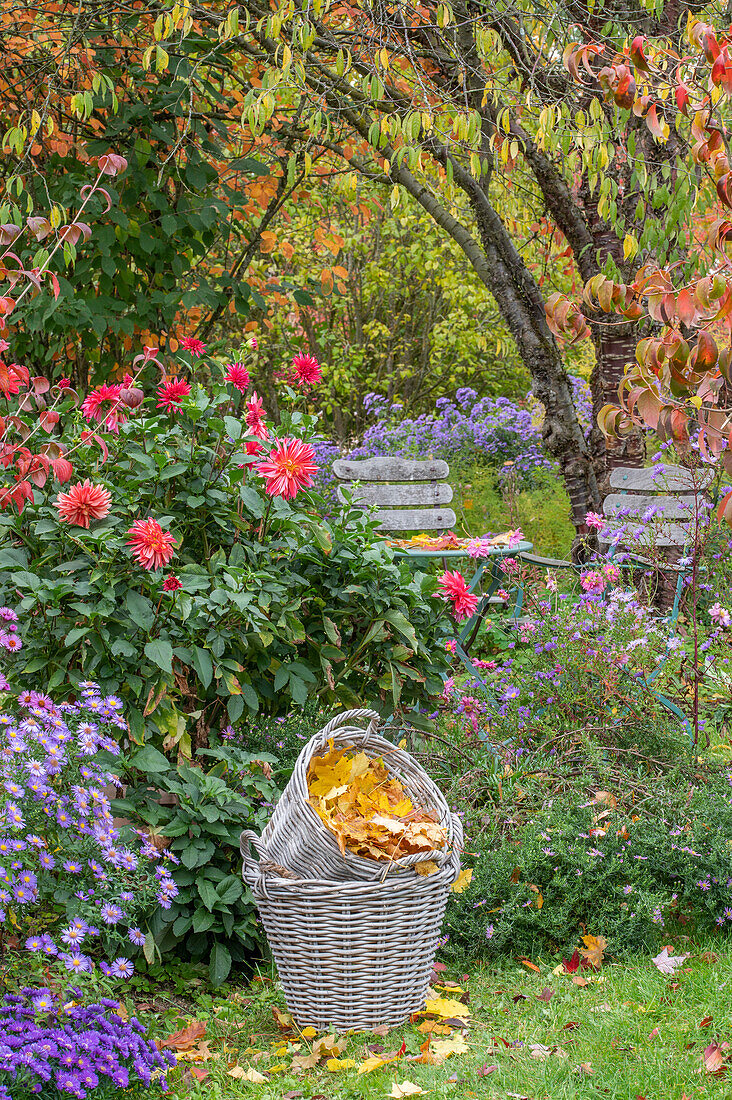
xmin=588 ymin=324 xmax=645 ymax=494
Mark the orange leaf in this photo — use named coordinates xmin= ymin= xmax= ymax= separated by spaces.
xmin=159 ymin=1021 xmax=206 ymax=1051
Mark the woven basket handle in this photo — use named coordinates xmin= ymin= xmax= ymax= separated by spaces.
xmin=240 ymin=829 xmax=269 ymax=899
xmin=313 ymin=708 xmax=381 ymax=748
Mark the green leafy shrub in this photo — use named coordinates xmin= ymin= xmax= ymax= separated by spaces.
xmin=443 ymin=768 xmax=732 ymax=965
xmin=112 ymin=740 xmax=279 ymax=985
xmin=0 ymin=348 xmax=449 ymax=762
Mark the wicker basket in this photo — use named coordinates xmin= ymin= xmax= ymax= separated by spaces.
xmin=257 ymin=709 xmax=457 ymax=881
xmin=241 ymin=823 xmax=462 ymax=1030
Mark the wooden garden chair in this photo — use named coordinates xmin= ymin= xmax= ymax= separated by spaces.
xmin=514 ymin=463 xmax=713 ymax=741
xmin=332 ymin=456 xmax=532 ymax=678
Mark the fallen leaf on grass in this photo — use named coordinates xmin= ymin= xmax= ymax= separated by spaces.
xmin=188 ymin=1066 xmax=209 ymax=1084
xmin=451 ymin=869 xmax=473 ymax=893
xmin=300 ymin=1025 xmax=318 ymax=1039
xmin=571 ymin=976 xmax=588 ymax=988
xmin=272 ymin=1007 xmax=296 ymax=1032
xmin=423 ymin=997 xmax=470 ymax=1021
xmin=580 ymin=934 xmax=607 ymax=969
xmin=529 ymin=1044 xmax=551 ymax=1060
xmin=652 ymin=947 xmax=689 ymax=974
xmin=228 ymin=1066 xmax=268 ymax=1082
xmin=422 ymin=1034 xmax=469 ymax=1065
xmin=372 ymin=1024 xmax=392 ymax=1038
xmin=390 ymin=1082 xmax=425 ymax=1097
xmin=174 ymin=1040 xmax=214 ymax=1063
xmin=159 ymin=1021 xmax=206 ymax=1051
xmin=519 ymin=958 xmax=541 ymax=972
xmin=477 ymin=1064 xmax=499 ymax=1075
xmin=575 ymin=1062 xmax=594 ymax=1075
xmin=699 ymin=951 xmax=719 ymax=964
xmin=702 ymin=1042 xmax=729 ymax=1075
xmin=313 ymin=1035 xmax=347 ymax=1059
xmin=417 ymin=1020 xmax=454 ymax=1036
xmin=700 ymin=1016 xmax=713 ymax=1028
xmin=536 ymin=987 xmax=554 ymax=1002
xmin=358 ymin=1049 xmax=404 ymax=1075
xmin=326 ymin=1058 xmax=357 ymax=1072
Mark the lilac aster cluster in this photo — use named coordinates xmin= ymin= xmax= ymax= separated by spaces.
xmin=0 ymin=987 xmax=174 ymax=1099
xmin=314 ymin=385 xmax=583 ymax=501
xmin=0 ymin=679 xmax=178 ymax=979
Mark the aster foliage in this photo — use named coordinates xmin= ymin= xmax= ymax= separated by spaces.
xmin=0 ymin=988 xmax=174 ymax=1099
xmin=0 ymin=672 xmax=177 ymax=981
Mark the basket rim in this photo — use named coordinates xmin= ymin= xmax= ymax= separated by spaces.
xmin=270 ymin=713 xmax=455 ymax=874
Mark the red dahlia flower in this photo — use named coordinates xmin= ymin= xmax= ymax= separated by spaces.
xmin=163 ymin=575 xmax=182 ymax=592
xmin=179 ymin=336 xmax=206 ymax=358
xmin=156 ymin=377 xmax=191 ymax=413
xmin=436 ymin=570 xmax=479 ymax=621
xmin=54 ymin=480 xmax=111 ymax=528
xmin=225 ymin=363 xmax=250 ymax=393
xmin=126 ymin=518 xmax=177 ymax=571
xmin=256 ymin=437 xmax=318 ymax=500
xmin=81 ymin=383 xmax=126 ymax=434
xmin=291 ymin=353 xmax=322 ymax=386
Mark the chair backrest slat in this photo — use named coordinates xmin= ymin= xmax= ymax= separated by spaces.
xmin=332 ymin=457 xmax=449 ymax=482
xmin=332 ymin=456 xmax=455 ymax=531
xmin=609 ymin=464 xmax=713 ymax=493
xmin=337 ymin=482 xmax=453 ymax=507
xmin=603 ymin=493 xmax=698 ymax=523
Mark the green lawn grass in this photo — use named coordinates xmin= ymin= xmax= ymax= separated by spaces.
xmin=154 ymin=938 xmax=732 ymax=1099
xmin=449 ymin=466 xmax=575 ymax=558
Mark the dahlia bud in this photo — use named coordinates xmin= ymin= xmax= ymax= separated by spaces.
xmin=119 ymin=387 xmax=144 ymax=409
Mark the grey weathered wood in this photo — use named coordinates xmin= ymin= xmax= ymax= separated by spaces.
xmin=609 ymin=465 xmax=713 ymax=493
xmin=518 ymin=551 xmax=575 ymax=569
xmin=333 ymin=457 xmax=449 ymax=482
xmin=600 ymin=527 xmax=689 ymax=550
xmin=603 ymin=493 xmax=698 ymax=523
xmin=337 ymin=482 xmax=453 ymax=507
xmin=371 ymin=507 xmax=457 ymax=531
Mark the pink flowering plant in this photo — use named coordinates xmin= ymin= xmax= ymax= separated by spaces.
xmin=0 ymin=342 xmax=449 ymax=761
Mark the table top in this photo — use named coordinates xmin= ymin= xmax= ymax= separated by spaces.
xmin=393 ymin=540 xmax=533 ymax=559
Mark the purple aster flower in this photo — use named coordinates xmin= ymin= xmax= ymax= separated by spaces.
xmin=128 ymin=928 xmax=146 ymax=947
xmin=110 ymin=957 xmax=135 ymax=979
xmin=100 ymin=903 xmax=123 ymax=925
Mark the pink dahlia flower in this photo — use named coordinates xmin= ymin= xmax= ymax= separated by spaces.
xmin=436 ymin=570 xmax=479 ymax=621
xmin=126 ymin=518 xmax=177 ymax=571
xmin=256 ymin=437 xmax=318 ymax=499
xmin=81 ymin=383 xmax=126 ymax=433
xmin=54 ymin=480 xmax=111 ymax=529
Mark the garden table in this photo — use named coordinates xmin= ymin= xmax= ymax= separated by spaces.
xmin=394 ymin=540 xmax=533 ymax=680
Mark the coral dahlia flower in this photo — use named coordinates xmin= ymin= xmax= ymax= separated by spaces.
xmin=225 ymin=363 xmax=250 ymax=393
xmin=126 ymin=518 xmax=177 ymax=571
xmin=291 ymin=353 xmax=322 ymax=386
xmin=81 ymin=383 xmax=126 ymax=433
xmin=244 ymin=391 xmax=268 ymax=441
xmin=436 ymin=570 xmax=479 ymax=621
xmin=156 ymin=377 xmax=191 ymax=414
xmin=179 ymin=336 xmax=206 ymax=358
xmin=54 ymin=480 xmax=112 ymax=529
xmin=256 ymin=437 xmax=318 ymax=500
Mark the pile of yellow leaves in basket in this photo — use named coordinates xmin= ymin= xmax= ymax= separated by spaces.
xmin=306 ymin=742 xmax=448 ymax=868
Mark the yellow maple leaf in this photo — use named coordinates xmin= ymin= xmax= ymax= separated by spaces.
xmin=390 ymin=1082 xmax=425 ymax=1097
xmin=451 ymin=869 xmax=473 ymax=893
xmin=414 ymin=860 xmax=439 ymax=876
xmin=424 ymin=997 xmax=470 ymax=1021
xmin=326 ymin=1057 xmax=357 ymax=1071
xmin=300 ymin=1025 xmax=318 ymax=1039
xmin=357 ymin=1050 xmax=402 ymax=1074
xmin=428 ymin=1034 xmax=469 ymax=1063
xmin=580 ymin=934 xmax=607 ymax=968
xmin=227 ymin=1065 xmax=267 ymax=1082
